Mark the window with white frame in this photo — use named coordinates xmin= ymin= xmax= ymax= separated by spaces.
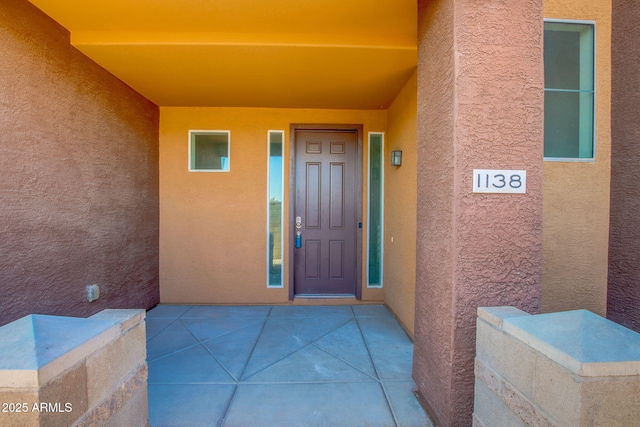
xmin=544 ymin=21 xmax=595 ymax=160
xmin=367 ymin=133 xmax=384 ymax=288
xmin=267 ymin=130 xmax=284 ymax=288
xmin=189 ymin=130 xmax=230 ymax=171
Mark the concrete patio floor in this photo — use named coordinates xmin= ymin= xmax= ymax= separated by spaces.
xmin=145 ymin=304 xmax=432 ymax=427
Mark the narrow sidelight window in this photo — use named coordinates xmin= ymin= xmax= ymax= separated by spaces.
xmin=367 ymin=133 xmax=384 ymax=287
xmin=267 ymin=131 xmax=284 ymax=288
xmin=544 ymin=21 xmax=595 ymax=160
xmin=189 ymin=130 xmax=230 ymax=171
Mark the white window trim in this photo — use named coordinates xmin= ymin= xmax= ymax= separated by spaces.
xmin=188 ymin=130 xmax=231 ymax=172
xmin=366 ymin=132 xmax=384 ymax=288
xmin=266 ymin=130 xmax=285 ymax=288
xmin=543 ymin=18 xmax=597 ymax=162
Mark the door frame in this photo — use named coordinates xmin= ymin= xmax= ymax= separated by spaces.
xmin=288 ymin=123 xmax=363 ymax=300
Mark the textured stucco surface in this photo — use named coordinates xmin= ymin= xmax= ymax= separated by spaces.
xmin=542 ymin=0 xmax=611 ymax=316
xmin=384 ymin=71 xmax=418 ymax=338
xmin=608 ymin=0 xmax=640 ymax=332
xmin=0 ymin=0 xmax=160 ymax=326
xmin=414 ymin=0 xmax=544 ymax=425
xmin=160 ymin=107 xmax=386 ymax=304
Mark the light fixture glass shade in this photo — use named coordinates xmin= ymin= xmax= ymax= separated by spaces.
xmin=391 ymin=150 xmax=402 ymax=166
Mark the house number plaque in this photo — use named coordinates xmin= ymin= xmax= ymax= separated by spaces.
xmin=473 ymin=169 xmax=526 ymax=194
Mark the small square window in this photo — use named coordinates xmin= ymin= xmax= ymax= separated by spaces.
xmin=189 ymin=131 xmax=230 ymax=171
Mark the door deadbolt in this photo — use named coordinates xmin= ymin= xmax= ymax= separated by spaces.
xmin=295 ymin=216 xmax=302 ymax=229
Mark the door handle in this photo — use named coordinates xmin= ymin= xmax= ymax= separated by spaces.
xmin=295 ymin=231 xmax=302 ymax=248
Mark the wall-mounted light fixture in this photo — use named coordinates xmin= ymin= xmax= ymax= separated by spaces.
xmin=391 ymin=150 xmax=403 ymax=166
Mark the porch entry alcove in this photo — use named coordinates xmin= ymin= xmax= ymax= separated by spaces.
xmin=5 ymin=0 xmax=626 ymax=420
xmin=159 ymin=107 xmax=401 ymax=311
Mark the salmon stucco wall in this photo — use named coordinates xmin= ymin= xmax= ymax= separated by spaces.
xmin=608 ymin=0 xmax=640 ymax=332
xmin=414 ymin=1 xmax=456 ymax=421
xmin=414 ymin=0 xmax=544 ymax=425
xmin=542 ymin=0 xmax=611 ymax=316
xmin=0 ymin=0 xmax=160 ymax=326
xmin=384 ymin=71 xmax=418 ymax=338
xmin=160 ymin=107 xmax=386 ymax=304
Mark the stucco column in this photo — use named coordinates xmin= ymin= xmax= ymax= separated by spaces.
xmin=413 ymin=1 xmax=544 ymax=426
xmin=608 ymin=0 xmax=640 ymax=333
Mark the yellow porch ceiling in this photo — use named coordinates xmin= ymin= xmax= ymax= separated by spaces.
xmin=28 ymin=0 xmax=417 ymax=109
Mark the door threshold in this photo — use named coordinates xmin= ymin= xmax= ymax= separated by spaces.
xmin=294 ymin=294 xmax=356 ymax=299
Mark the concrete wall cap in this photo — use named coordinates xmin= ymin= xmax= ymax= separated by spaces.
xmin=90 ymin=309 xmax=146 ymax=333
xmin=0 ymin=313 xmax=122 ymax=388
xmin=477 ymin=307 xmax=530 ymax=329
xmin=503 ymin=309 xmax=640 ymax=377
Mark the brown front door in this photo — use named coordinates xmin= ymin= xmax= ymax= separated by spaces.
xmin=292 ymin=126 xmax=361 ymax=297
